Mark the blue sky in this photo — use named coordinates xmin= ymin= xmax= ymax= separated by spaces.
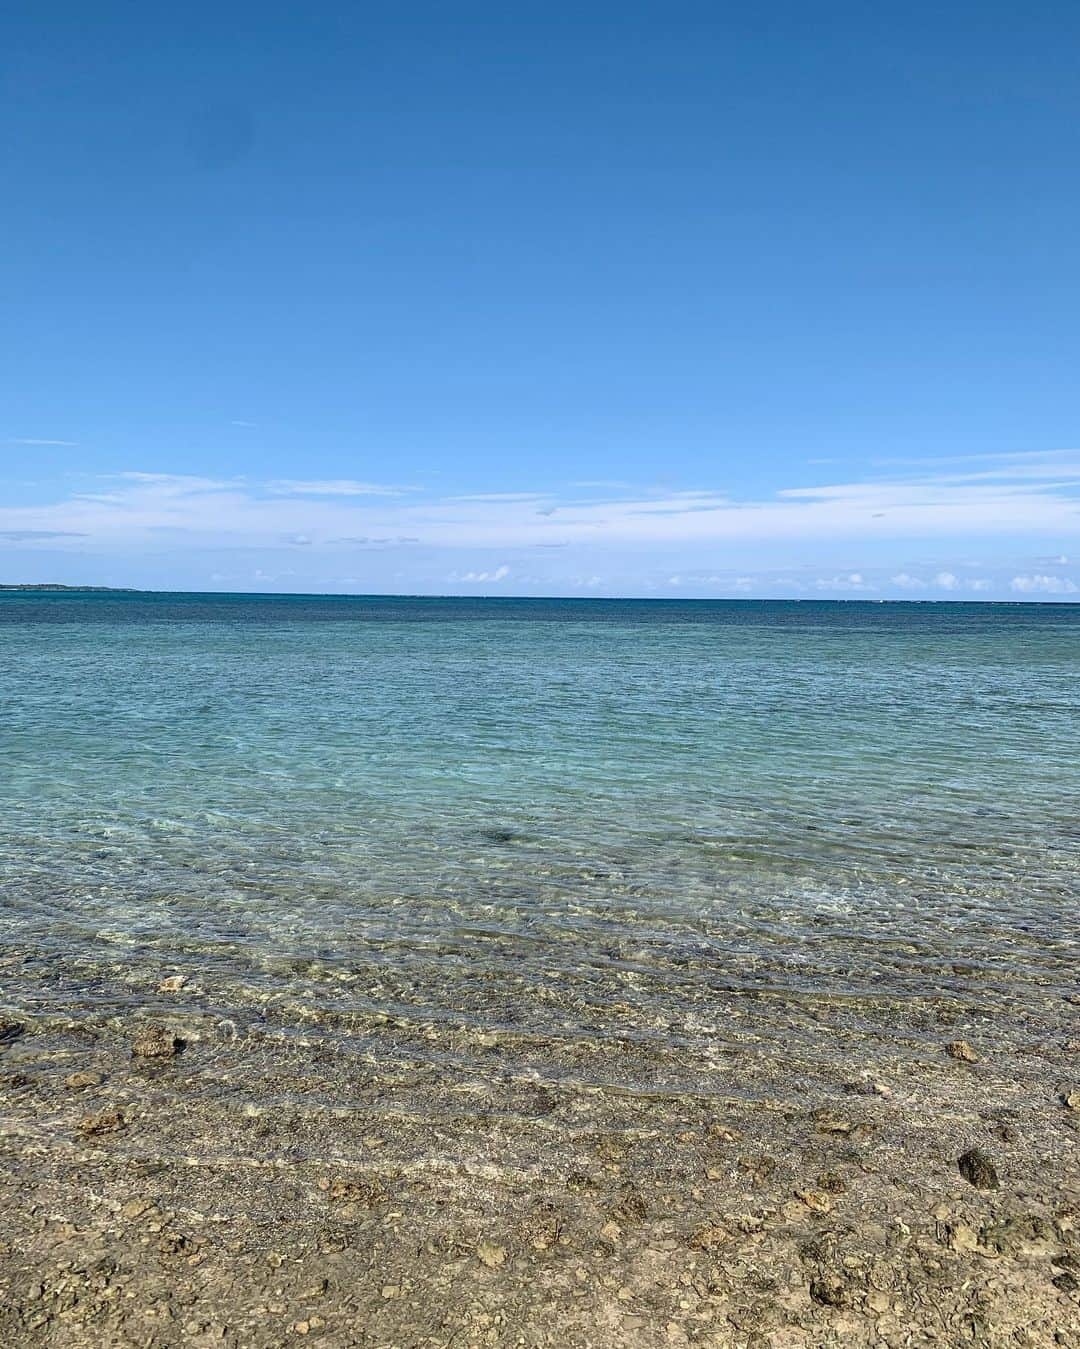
xmin=2 ymin=1 xmax=1078 ymax=597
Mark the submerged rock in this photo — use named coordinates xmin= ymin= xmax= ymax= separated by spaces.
xmin=947 ymin=1040 xmax=979 ymax=1063
xmin=479 ymin=828 xmax=516 ymax=845
xmin=131 ymin=1026 xmax=184 ymax=1060
xmin=957 ymin=1147 xmax=999 ymax=1190
xmin=64 ymin=1070 xmax=104 ymax=1089
xmin=79 ymin=1107 xmax=126 ymax=1136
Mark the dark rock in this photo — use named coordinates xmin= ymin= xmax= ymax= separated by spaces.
xmin=957 ymin=1147 xmax=998 ymax=1190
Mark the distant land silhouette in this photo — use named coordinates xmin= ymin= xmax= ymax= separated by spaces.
xmin=0 ymin=584 xmax=137 ymax=592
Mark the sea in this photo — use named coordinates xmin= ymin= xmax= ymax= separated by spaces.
xmin=1 ymin=592 xmax=1077 ymax=1096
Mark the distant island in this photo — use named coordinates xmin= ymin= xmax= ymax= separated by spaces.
xmin=0 ymin=583 xmax=137 ymax=592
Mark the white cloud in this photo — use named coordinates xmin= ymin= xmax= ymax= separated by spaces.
xmin=817 ymin=572 xmax=872 ymax=591
xmin=1010 ymin=573 xmax=1078 ymax=594
xmin=449 ymin=565 xmax=511 ymax=583
xmin=267 ymin=480 xmax=418 ymax=497
xmin=892 ymin=570 xmax=994 ymax=593
xmin=2 ymin=451 xmax=1079 ymax=595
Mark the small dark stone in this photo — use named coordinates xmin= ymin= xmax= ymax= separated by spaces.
xmin=479 ymin=828 xmax=515 ymax=845
xmin=957 ymin=1147 xmax=999 ymax=1190
xmin=0 ymin=1020 xmax=25 ymax=1045
xmin=1052 ymin=1272 xmax=1078 ymax=1293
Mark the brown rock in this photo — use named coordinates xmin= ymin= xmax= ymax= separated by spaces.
xmin=809 ymin=1273 xmax=853 ymax=1308
xmin=957 ymin=1147 xmax=998 ymax=1190
xmin=79 ymin=1108 xmax=126 ymax=1136
xmin=131 ymin=1026 xmax=183 ymax=1059
xmin=947 ymin=1040 xmax=979 ymax=1063
xmin=811 ymin=1108 xmax=854 ymax=1135
xmin=688 ymin=1222 xmax=728 ymax=1251
xmin=64 ymin=1071 xmax=104 ymax=1090
xmin=793 ymin=1189 xmax=833 ymax=1215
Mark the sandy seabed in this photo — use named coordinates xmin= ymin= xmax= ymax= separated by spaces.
xmin=0 ymin=968 xmax=1078 ymax=1349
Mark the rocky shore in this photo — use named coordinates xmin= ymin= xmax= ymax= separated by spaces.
xmin=1 ymin=985 xmax=1077 ymax=1348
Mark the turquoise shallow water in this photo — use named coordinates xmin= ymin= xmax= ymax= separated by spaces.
xmin=1 ymin=594 xmax=1077 ymax=1093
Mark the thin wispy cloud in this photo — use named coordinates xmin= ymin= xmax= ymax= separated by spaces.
xmin=0 ymin=529 xmax=88 ymax=541
xmin=267 ymin=479 xmax=420 ymax=497
xmin=9 ymin=438 xmax=79 ymax=447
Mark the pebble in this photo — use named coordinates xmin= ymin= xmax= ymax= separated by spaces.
xmin=157 ymin=975 xmax=188 ymax=994
xmin=476 ymin=1241 xmax=507 ymax=1268
xmin=947 ymin=1040 xmax=979 ymax=1063
xmin=957 ymin=1147 xmax=999 ymax=1190
xmin=1062 ymin=1090 xmax=1080 ymax=1112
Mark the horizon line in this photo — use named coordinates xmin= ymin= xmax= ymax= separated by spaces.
xmin=2 ymin=585 xmax=1078 ymax=605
